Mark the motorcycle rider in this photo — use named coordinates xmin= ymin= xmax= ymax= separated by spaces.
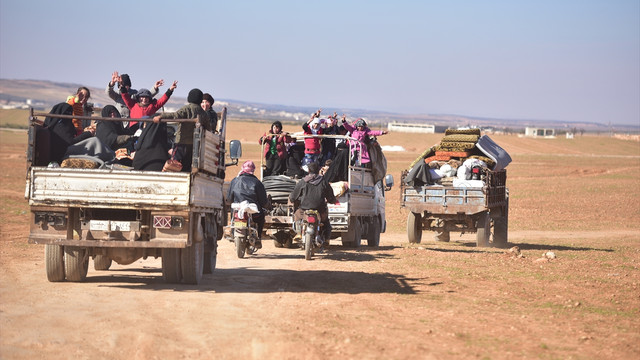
xmin=289 ymin=161 xmax=337 ymax=245
xmin=227 ymin=160 xmax=268 ymax=249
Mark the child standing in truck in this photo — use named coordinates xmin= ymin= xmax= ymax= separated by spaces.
xmin=340 ymin=116 xmax=388 ymax=167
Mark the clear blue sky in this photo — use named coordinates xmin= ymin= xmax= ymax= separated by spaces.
xmin=1 ymin=0 xmax=638 ymax=126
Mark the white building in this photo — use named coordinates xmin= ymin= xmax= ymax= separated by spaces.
xmin=387 ymin=122 xmax=435 ymax=134
xmin=524 ymin=127 xmax=556 ymax=138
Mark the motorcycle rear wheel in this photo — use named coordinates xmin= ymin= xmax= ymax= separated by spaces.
xmin=304 ymin=232 xmax=314 ymax=260
xmin=235 ymin=232 xmax=246 ymax=258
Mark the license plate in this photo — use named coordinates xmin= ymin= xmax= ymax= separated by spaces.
xmin=90 ymin=221 xmax=131 ymax=232
xmin=233 ymin=221 xmax=247 ymax=227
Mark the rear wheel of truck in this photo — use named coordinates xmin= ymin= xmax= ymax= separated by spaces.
xmin=366 ymin=216 xmax=381 ymax=247
xmin=93 ymin=255 xmax=112 ymax=271
xmin=64 ymin=247 xmax=89 ymax=282
xmin=304 ymin=232 xmax=314 ymax=260
xmin=476 ymin=211 xmax=491 ymax=247
xmin=182 ymin=241 xmax=204 ymax=285
xmin=162 ymin=248 xmax=182 ymax=284
xmin=203 ymin=242 xmax=217 ymax=274
xmin=407 ymin=212 xmax=422 ymax=244
xmin=45 ymin=244 xmax=65 ymax=282
xmin=492 ymin=197 xmax=509 ymax=248
xmin=342 ymin=217 xmax=361 ymax=248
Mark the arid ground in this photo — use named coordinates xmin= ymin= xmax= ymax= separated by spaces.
xmin=1 ymin=117 xmax=639 ymax=359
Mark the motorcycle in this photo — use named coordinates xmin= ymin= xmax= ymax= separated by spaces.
xmin=299 ymin=209 xmax=324 ymax=260
xmin=229 ymin=202 xmax=261 ymax=258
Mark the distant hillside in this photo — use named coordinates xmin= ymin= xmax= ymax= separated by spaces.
xmin=1 ymin=79 xmax=636 ymax=133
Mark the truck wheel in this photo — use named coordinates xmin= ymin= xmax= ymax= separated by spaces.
xmin=203 ymin=241 xmax=217 ymax=274
xmin=182 ymin=241 xmax=204 ymax=285
xmin=304 ymin=232 xmax=314 ymax=260
xmin=93 ymin=255 xmax=112 ymax=271
xmin=64 ymin=246 xmax=88 ymax=282
xmin=407 ymin=212 xmax=422 ymax=244
xmin=493 ymin=197 xmax=509 ymax=248
xmin=476 ymin=211 xmax=490 ymax=247
xmin=342 ymin=217 xmax=361 ymax=248
xmin=45 ymin=244 xmax=65 ymax=282
xmin=434 ymin=231 xmax=450 ymax=242
xmin=366 ymin=216 xmax=381 ymax=247
xmin=235 ymin=231 xmax=246 ymax=258
xmin=162 ymin=248 xmax=182 ymax=283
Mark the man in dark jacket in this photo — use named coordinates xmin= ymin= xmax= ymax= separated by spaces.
xmin=289 ymin=161 xmax=337 ymax=242
xmin=154 ymin=88 xmax=211 ymax=172
xmin=227 ymin=160 xmax=268 ymax=248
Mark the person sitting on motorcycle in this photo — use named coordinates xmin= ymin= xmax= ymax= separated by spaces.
xmin=227 ymin=160 xmax=268 ymax=249
xmin=289 ymin=161 xmax=337 ymax=245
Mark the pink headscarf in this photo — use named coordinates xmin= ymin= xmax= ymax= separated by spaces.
xmin=241 ymin=160 xmax=255 ymax=174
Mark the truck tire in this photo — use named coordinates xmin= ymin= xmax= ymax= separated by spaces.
xmin=273 ymin=231 xmax=293 ymax=248
xmin=203 ymin=242 xmax=217 ymax=274
xmin=64 ymin=246 xmax=88 ymax=282
xmin=493 ymin=197 xmax=509 ymax=248
xmin=45 ymin=244 xmax=65 ymax=282
xmin=182 ymin=241 xmax=204 ymax=285
xmin=476 ymin=211 xmax=490 ymax=247
xmin=407 ymin=212 xmax=422 ymax=244
xmin=162 ymin=248 xmax=182 ymax=283
xmin=366 ymin=216 xmax=381 ymax=247
xmin=93 ymin=255 xmax=112 ymax=271
xmin=304 ymin=232 xmax=313 ymax=260
xmin=342 ymin=217 xmax=361 ymax=248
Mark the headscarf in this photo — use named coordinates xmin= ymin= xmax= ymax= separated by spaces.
xmin=241 ymin=160 xmax=255 ymax=174
xmin=101 ymin=105 xmax=121 ymax=118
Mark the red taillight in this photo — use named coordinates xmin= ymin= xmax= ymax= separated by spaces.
xmin=307 ymin=216 xmax=316 ymax=223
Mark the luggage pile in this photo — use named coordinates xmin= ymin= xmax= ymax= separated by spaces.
xmin=405 ymin=128 xmax=511 ymax=187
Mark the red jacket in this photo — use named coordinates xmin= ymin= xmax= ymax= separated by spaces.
xmin=122 ymin=90 xmax=172 ymax=124
xmin=259 ymin=131 xmax=291 ymax=159
xmin=302 ymin=123 xmax=323 ymax=154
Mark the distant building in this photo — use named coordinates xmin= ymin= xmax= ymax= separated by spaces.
xmin=387 ymin=122 xmax=435 ymax=134
xmin=524 ymin=127 xmax=555 ymax=138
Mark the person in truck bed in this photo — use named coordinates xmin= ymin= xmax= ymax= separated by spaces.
xmin=301 ymin=109 xmax=324 ymax=169
xmin=45 ymin=102 xmax=95 ymax=164
xmin=121 ymin=80 xmax=177 ymax=130
xmin=340 ymin=116 xmax=388 ymax=167
xmin=106 ymin=71 xmax=162 ymax=119
xmin=259 ymin=121 xmax=291 ymax=176
xmin=153 ymin=88 xmax=211 ymax=172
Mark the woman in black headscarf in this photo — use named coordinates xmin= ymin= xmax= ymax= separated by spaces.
xmin=131 ymin=119 xmax=170 ymax=171
xmin=96 ymin=105 xmax=135 ymax=151
xmin=45 ymin=102 xmax=94 ymax=164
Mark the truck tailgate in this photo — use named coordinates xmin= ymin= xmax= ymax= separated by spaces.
xmin=403 ymin=186 xmax=487 ymax=215
xmin=28 ymin=168 xmax=191 ymax=208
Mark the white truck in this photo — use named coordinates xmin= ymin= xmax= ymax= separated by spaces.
xmin=261 ymin=134 xmax=393 ymax=248
xmin=25 ymin=108 xmax=241 ymax=284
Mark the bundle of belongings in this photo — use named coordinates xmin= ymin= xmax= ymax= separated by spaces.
xmin=404 ymin=128 xmax=512 ymax=187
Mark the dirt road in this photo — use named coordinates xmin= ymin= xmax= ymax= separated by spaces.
xmin=1 ymin=228 xmax=639 ymax=359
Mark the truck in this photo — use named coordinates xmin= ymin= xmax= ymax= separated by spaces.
xmin=25 ymin=107 xmax=241 ymax=284
xmin=400 ymin=133 xmax=510 ymax=247
xmin=260 ymin=134 xmax=394 ymax=249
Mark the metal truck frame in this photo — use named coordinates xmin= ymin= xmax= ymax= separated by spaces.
xmin=25 ymin=107 xmax=240 ymax=284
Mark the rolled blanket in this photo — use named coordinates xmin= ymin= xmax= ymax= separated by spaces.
xmin=409 ymin=146 xmax=436 ymax=170
xmin=445 ymin=128 xmax=481 ymax=136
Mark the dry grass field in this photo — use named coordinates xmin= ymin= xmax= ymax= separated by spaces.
xmin=1 ymin=110 xmax=639 ymax=359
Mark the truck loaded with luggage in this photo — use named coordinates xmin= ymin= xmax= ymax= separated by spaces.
xmin=401 ymin=128 xmax=511 ymax=247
